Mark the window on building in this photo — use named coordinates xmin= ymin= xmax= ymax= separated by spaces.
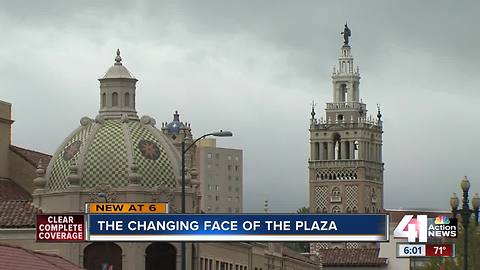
xmin=215 ymin=185 xmax=219 ymax=191
xmin=228 ymin=155 xmax=232 ymax=160
xmin=333 ymin=133 xmax=341 ymax=160
xmin=354 ymin=140 xmax=359 ymax=160
xmin=235 ymin=187 xmax=239 ymax=193
xmin=235 ymin=176 xmax=239 ymax=181
xmin=235 ymin=156 xmax=239 ymax=161
xmin=102 ymin=93 xmax=106 ymax=108
xmin=112 ymin=92 xmax=118 ymax=106
xmin=235 ymin=165 xmax=239 ymax=171
xmin=228 ymin=175 xmax=232 ymax=180
xmin=208 ymin=185 xmax=212 ymax=191
xmin=215 ymin=196 xmax=219 ymax=201
xmin=332 ymin=206 xmax=341 ymax=213
xmin=215 ymin=153 xmax=219 ymax=159
xmin=124 ymin=92 xmax=130 ymax=106
xmin=228 ymin=165 xmax=232 ymax=171
xmin=207 ymin=164 xmax=212 ymax=169
xmin=207 ymin=153 xmax=212 ymax=159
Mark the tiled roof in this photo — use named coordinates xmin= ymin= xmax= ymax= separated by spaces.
xmin=0 ymin=179 xmax=32 ymax=201
xmin=317 ymin=248 xmax=387 ymax=267
xmin=0 ymin=243 xmax=84 ymax=270
xmin=9 ymin=145 xmax=52 ymax=167
xmin=0 ymin=200 xmax=42 ymax=228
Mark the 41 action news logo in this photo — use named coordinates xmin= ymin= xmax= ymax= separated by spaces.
xmin=393 ymin=215 xmax=457 ymax=242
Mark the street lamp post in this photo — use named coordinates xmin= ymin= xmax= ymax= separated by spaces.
xmin=181 ymin=130 xmax=233 ymax=270
xmin=449 ymin=176 xmax=480 ymax=270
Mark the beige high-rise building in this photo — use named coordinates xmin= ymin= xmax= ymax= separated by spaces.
xmin=196 ymin=138 xmax=243 ymax=213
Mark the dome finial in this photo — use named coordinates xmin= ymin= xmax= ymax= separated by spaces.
xmin=115 ymin=48 xmax=122 ymax=65
xmin=310 ymin=100 xmax=316 ymax=120
xmin=377 ymin=104 xmax=382 ymax=120
xmin=173 ymin=110 xmax=180 ymax=121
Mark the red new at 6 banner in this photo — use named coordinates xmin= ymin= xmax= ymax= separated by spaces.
xmin=36 ymin=214 xmax=85 ymax=242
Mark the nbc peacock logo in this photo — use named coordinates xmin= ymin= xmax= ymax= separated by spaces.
xmin=434 ymin=215 xmax=450 ymax=225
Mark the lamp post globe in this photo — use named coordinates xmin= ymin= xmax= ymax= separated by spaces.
xmin=461 ymin=176 xmax=470 ymax=193
xmin=472 ymin=193 xmax=479 ymax=210
xmin=450 ymin=193 xmax=459 ymax=212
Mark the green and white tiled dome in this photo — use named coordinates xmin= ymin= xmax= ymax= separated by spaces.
xmin=46 ymin=117 xmax=179 ymax=191
xmin=44 ymin=50 xmax=180 ymax=191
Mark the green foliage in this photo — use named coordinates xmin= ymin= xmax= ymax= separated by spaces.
xmin=296 ymin=206 xmax=310 ymax=214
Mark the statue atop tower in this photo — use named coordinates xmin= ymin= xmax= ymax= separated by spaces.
xmin=341 ymin=23 xmax=351 ymax=45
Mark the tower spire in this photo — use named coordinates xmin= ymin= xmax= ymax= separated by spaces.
xmin=98 ymin=49 xmax=139 ymax=120
xmin=310 ymin=100 xmax=316 ymax=120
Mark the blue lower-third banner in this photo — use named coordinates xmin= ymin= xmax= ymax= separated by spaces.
xmin=87 ymin=214 xmax=389 ymax=242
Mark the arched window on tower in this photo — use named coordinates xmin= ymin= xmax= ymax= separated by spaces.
xmin=102 ymin=93 xmax=106 ymax=108
xmin=323 ymin=142 xmax=328 ymax=160
xmin=339 ymin=84 xmax=347 ymax=102
xmin=333 ymin=133 xmax=341 ymax=160
xmin=315 ymin=142 xmax=320 ymax=160
xmin=354 ymin=140 xmax=359 ymax=160
xmin=112 ymin=92 xmax=118 ymax=107
xmin=125 ymin=92 xmax=130 ymax=107
xmin=332 ymin=206 xmax=341 ymax=213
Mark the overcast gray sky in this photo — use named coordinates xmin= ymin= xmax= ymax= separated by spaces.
xmin=1 ymin=1 xmax=479 ymax=213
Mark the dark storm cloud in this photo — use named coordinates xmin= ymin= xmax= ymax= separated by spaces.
xmin=0 ymin=1 xmax=479 ymax=212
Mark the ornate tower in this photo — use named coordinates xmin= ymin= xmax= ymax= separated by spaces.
xmin=309 ymin=25 xmax=384 ymax=249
